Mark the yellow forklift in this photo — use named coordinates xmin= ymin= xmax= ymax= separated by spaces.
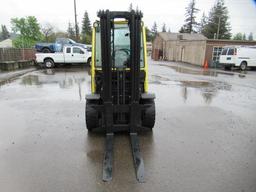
xmin=85 ymin=10 xmax=155 ymax=182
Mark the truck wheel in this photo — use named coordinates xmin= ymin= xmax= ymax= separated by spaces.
xmin=142 ymin=100 xmax=155 ymax=130
xmin=240 ymin=61 xmax=247 ymax=71
xmin=87 ymin=58 xmax=91 ymax=66
xmin=44 ymin=59 xmax=55 ymax=68
xmin=42 ymin=48 xmax=51 ymax=53
xmin=85 ymin=100 xmax=99 ymax=131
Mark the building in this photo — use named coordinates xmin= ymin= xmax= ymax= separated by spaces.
xmin=0 ymin=39 xmax=13 ymax=48
xmin=152 ymin=32 xmax=256 ymax=67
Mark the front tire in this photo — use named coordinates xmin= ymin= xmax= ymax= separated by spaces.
xmin=44 ymin=59 xmax=55 ymax=68
xmin=142 ymin=100 xmax=155 ymax=129
xmin=85 ymin=100 xmax=99 ymax=131
xmin=240 ymin=61 xmax=247 ymax=71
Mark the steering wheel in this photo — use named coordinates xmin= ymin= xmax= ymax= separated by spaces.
xmin=114 ymin=48 xmax=130 ymax=67
xmin=114 ymin=48 xmax=130 ymax=56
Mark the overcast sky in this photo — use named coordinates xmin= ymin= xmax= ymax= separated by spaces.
xmin=0 ymin=0 xmax=255 ymax=36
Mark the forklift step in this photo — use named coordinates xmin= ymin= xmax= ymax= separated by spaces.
xmin=102 ymin=133 xmax=114 ymax=182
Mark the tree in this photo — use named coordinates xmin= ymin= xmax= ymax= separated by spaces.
xmin=201 ymin=0 xmax=231 ymax=39
xmin=242 ymin=33 xmax=246 ymax=40
xmin=0 ymin=25 xmax=10 ymax=40
xmin=233 ymin=33 xmax=243 ymax=40
xmin=151 ymin=22 xmax=158 ymax=40
xmin=145 ymin=26 xmax=154 ymax=42
xmin=162 ymin=23 xmax=166 ymax=32
xmin=168 ymin=28 xmax=171 ymax=33
xmin=248 ymin=32 xmax=253 ymax=41
xmin=11 ymin=16 xmax=42 ymax=48
xmin=179 ymin=0 xmax=199 ymax=33
xmin=128 ymin=3 xmax=133 ymax=11
xmin=198 ymin=12 xmax=207 ymax=33
xmin=67 ymin=22 xmax=76 ymax=39
xmin=81 ymin=11 xmax=92 ymax=44
xmin=41 ymin=23 xmax=54 ymax=42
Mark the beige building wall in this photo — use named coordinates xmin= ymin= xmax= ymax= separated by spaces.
xmin=165 ymin=40 xmax=206 ymax=66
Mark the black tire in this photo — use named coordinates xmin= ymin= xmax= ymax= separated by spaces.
xmin=87 ymin=58 xmax=91 ymax=66
xmin=224 ymin=66 xmax=231 ymax=70
xmin=42 ymin=48 xmax=51 ymax=53
xmin=240 ymin=61 xmax=247 ymax=71
xmin=44 ymin=58 xmax=55 ymax=68
xmin=142 ymin=100 xmax=155 ymax=129
xmin=85 ymin=100 xmax=99 ymax=131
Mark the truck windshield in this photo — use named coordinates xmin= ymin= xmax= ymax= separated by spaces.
xmin=95 ymin=22 xmax=144 ymax=68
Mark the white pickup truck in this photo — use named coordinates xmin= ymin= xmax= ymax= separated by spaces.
xmin=36 ymin=45 xmax=92 ymax=68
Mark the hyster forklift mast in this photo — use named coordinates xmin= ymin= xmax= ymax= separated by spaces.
xmin=85 ymin=10 xmax=155 ymax=182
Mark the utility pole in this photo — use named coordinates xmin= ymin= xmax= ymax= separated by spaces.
xmin=74 ymin=0 xmax=79 ymax=41
xmin=216 ymin=16 xmax=221 ymax=39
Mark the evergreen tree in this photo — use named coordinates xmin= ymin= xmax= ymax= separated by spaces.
xmin=128 ymin=3 xmax=133 ymax=11
xmin=151 ymin=22 xmax=157 ymax=37
xmin=233 ymin=33 xmax=243 ymax=40
xmin=0 ymin=25 xmax=10 ymax=40
xmin=242 ymin=33 xmax=246 ymax=40
xmin=145 ymin=26 xmax=153 ymax=42
xmin=67 ymin=22 xmax=76 ymax=40
xmin=248 ymin=32 xmax=253 ymax=41
xmin=201 ymin=0 xmax=231 ymax=39
xmin=179 ymin=26 xmax=186 ymax=33
xmin=198 ymin=12 xmax=207 ymax=33
xmin=162 ymin=23 xmax=166 ymax=32
xmin=179 ymin=0 xmax=199 ymax=33
xmin=81 ymin=11 xmax=92 ymax=44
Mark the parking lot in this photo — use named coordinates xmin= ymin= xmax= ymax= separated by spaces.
xmin=0 ymin=59 xmax=256 ymax=192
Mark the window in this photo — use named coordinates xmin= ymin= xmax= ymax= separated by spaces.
xmin=73 ymin=47 xmax=84 ymax=54
xmin=95 ymin=23 xmax=145 ymax=68
xmin=221 ymin=48 xmax=228 ymax=55
xmin=212 ymin=47 xmax=223 ymax=62
xmin=227 ymin=48 xmax=234 ymax=55
xmin=66 ymin=47 xmax=71 ymax=53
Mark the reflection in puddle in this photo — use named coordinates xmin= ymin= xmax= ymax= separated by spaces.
xmin=179 ymin=80 xmax=231 ymax=104
xmin=161 ymin=64 xmax=237 ymax=77
xmin=149 ymin=75 xmax=171 ymax=85
xmin=19 ymin=67 xmax=88 ymax=100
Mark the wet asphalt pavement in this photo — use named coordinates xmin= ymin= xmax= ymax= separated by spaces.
xmin=0 ymin=60 xmax=256 ymax=192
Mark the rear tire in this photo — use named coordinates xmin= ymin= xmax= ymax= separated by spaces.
xmin=42 ymin=48 xmax=51 ymax=53
xmin=240 ymin=61 xmax=247 ymax=71
xmin=142 ymin=100 xmax=155 ymax=129
xmin=85 ymin=100 xmax=99 ymax=131
xmin=87 ymin=58 xmax=91 ymax=66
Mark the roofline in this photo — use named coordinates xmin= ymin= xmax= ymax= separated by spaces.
xmin=206 ymin=39 xmax=256 ymax=43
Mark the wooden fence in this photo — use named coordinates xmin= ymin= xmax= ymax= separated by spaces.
xmin=0 ymin=48 xmax=36 ymax=62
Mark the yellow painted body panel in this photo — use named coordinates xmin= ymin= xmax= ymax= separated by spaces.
xmin=91 ymin=27 xmax=96 ymax=93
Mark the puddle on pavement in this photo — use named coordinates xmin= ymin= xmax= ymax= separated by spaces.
xmin=20 ymin=68 xmax=87 ymax=88
xmin=149 ymin=72 xmax=232 ymax=104
xmin=177 ymin=80 xmax=232 ymax=104
xmin=149 ymin=75 xmax=171 ymax=85
xmin=160 ymin=64 xmax=239 ymax=77
xmin=0 ymin=67 xmax=90 ymax=101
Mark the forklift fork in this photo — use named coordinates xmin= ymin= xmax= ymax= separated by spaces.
xmin=102 ymin=133 xmax=145 ymax=183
